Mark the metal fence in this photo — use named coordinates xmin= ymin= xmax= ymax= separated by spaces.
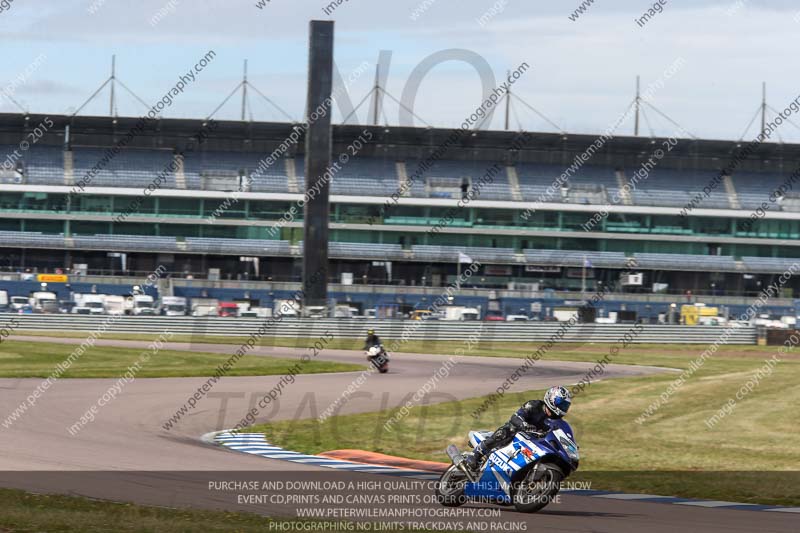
xmin=2 ymin=314 xmax=757 ymax=344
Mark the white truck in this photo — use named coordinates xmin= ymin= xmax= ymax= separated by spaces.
xmin=10 ymin=296 xmax=29 ymax=311
xmin=274 ymin=299 xmax=300 ymax=318
xmin=442 ymin=306 xmax=480 ymax=321
xmin=304 ymin=305 xmax=328 ymax=318
xmin=191 ymin=298 xmax=219 ymax=317
xmin=334 ymin=305 xmax=360 ymax=318
xmin=103 ymin=295 xmax=127 ymax=315
xmin=72 ymin=294 xmax=106 ymax=315
xmin=698 ymin=315 xmax=728 ymax=326
xmin=754 ymin=314 xmax=786 ymax=329
xmin=553 ymin=306 xmax=581 ymax=322
xmin=30 ymin=291 xmax=59 ymax=313
xmin=131 ymin=294 xmax=156 ymax=315
xmin=161 ymin=296 xmax=187 ymax=316
xmin=240 ymin=307 xmax=272 ymax=318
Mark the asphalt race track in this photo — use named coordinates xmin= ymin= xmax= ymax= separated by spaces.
xmin=0 ymin=336 xmax=796 ymax=532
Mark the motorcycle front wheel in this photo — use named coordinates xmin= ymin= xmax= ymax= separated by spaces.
xmin=512 ymin=464 xmax=564 ymax=513
xmin=435 ymin=465 xmax=468 ymax=507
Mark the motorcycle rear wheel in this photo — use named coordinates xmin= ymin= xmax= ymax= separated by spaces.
xmin=512 ymin=464 xmax=564 ymax=513
xmin=435 ymin=465 xmax=468 ymax=507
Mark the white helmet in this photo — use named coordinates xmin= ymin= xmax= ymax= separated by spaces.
xmin=543 ymin=386 xmax=572 ymax=418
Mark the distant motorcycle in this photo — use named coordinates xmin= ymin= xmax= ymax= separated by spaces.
xmin=435 ymin=418 xmax=580 ymax=513
xmin=366 ymin=345 xmax=389 ymax=373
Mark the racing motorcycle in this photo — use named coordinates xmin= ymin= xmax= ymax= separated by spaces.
xmin=435 ymin=418 xmax=579 ymax=513
xmin=366 ymin=345 xmax=389 ymax=373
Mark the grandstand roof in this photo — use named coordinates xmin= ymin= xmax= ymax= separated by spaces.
xmin=1 ymin=112 xmax=799 ymax=174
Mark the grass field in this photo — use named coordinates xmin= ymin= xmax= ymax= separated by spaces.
xmin=7 ymin=332 xmax=800 ymax=504
xmin=0 ymin=340 xmax=362 ymax=378
xmin=0 ymin=489 xmax=458 ymax=533
xmin=247 ymin=343 xmax=800 ymax=506
xmin=10 ymin=329 xmax=776 ymax=365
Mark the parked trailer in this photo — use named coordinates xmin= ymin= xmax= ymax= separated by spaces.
xmin=30 ymin=291 xmax=59 ymax=314
xmin=103 ymin=295 xmax=127 ymax=316
xmin=552 ymin=306 xmax=580 ymax=322
xmin=191 ymin=298 xmax=219 ymax=317
xmin=442 ymin=306 xmax=480 ymax=321
xmin=73 ymin=294 xmax=106 ymax=315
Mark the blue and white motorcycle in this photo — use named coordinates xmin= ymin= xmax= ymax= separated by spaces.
xmin=435 ymin=419 xmax=580 ymax=513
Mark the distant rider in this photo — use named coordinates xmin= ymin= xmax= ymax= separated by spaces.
xmin=465 ymin=386 xmax=572 ymax=471
xmin=363 ymin=329 xmax=382 ymax=351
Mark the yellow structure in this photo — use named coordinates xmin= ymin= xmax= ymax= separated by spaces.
xmin=410 ymin=310 xmax=433 ymax=320
xmin=681 ymin=304 xmax=719 ymax=325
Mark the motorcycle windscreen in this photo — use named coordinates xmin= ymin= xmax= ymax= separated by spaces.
xmin=548 ymin=418 xmax=576 ymax=440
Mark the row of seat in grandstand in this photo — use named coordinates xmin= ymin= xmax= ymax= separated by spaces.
xmin=632 ymin=253 xmax=737 ymax=270
xmin=739 ymin=256 xmax=800 ymax=273
xmin=5 ymin=145 xmax=799 ymax=212
xmin=328 ymin=241 xmax=406 ymax=261
xmin=523 ymin=249 xmax=629 ymax=268
xmin=3 ymin=230 xmax=798 ymax=273
xmin=69 ymin=235 xmax=292 ymax=255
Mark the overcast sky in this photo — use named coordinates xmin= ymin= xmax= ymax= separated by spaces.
xmin=2 ymin=0 xmax=800 ymax=142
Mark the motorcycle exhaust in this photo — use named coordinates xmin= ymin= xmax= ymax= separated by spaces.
xmin=446 ymin=444 xmax=479 ymax=483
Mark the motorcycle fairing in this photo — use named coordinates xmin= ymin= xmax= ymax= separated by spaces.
xmin=462 ymin=420 xmax=575 ymax=501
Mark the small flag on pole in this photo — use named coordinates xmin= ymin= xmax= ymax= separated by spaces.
xmin=458 ymin=251 xmax=473 ymax=264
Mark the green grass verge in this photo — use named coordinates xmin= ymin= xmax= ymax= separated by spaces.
xmin=249 ymin=344 xmax=800 ymax=506
xmin=0 ymin=488 xmax=461 ymax=532
xmin=9 ymin=329 xmax=770 ymax=366
xmin=0 ymin=340 xmax=362 ymax=378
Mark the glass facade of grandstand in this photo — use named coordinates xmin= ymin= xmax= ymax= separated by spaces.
xmin=2 ymin=115 xmax=800 ymax=296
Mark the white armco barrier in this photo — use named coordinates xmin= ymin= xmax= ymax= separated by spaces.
xmin=1 ymin=314 xmax=758 ymax=344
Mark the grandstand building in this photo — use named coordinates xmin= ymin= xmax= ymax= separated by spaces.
xmin=1 ymin=112 xmax=799 ymax=318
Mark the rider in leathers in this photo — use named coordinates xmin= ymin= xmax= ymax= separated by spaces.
xmin=465 ymin=386 xmax=572 ymax=470
xmin=363 ymin=329 xmax=381 ymax=350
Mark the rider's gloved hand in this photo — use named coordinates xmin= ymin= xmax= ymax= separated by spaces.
xmin=509 ymin=414 xmax=528 ymax=430
xmin=521 ymin=422 xmax=547 ymax=437
xmin=510 ymin=415 xmax=548 ymax=437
